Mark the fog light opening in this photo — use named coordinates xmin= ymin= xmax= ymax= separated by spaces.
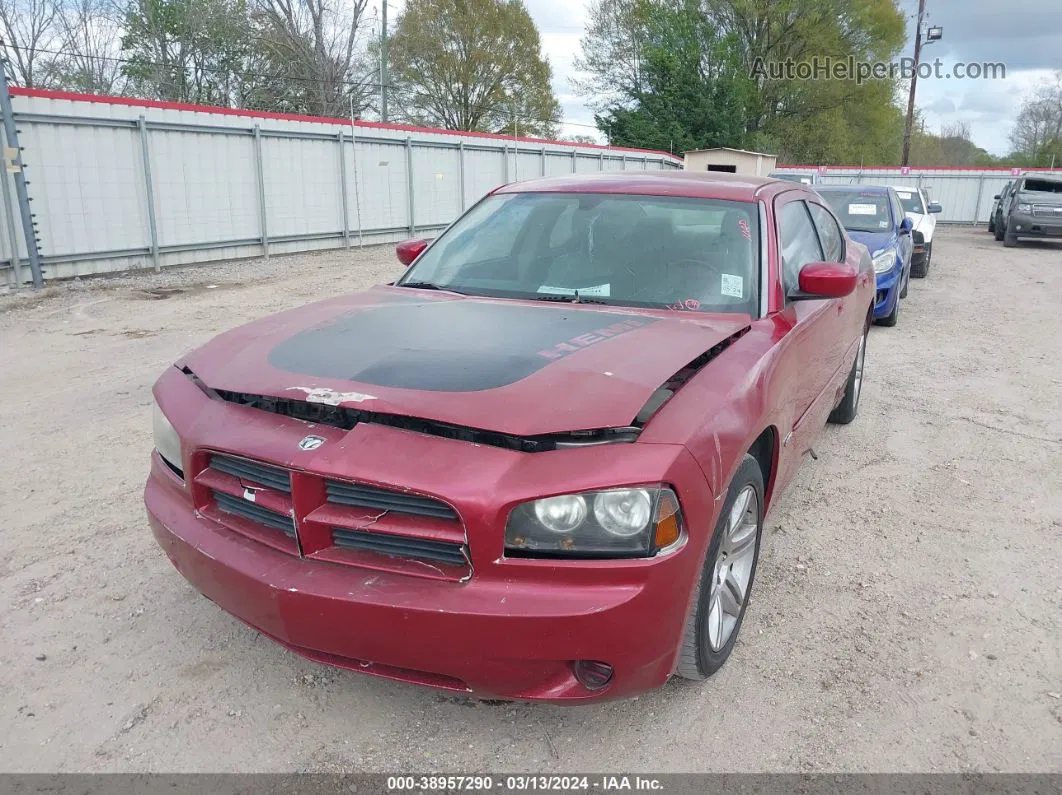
xmin=573 ymin=660 xmax=614 ymax=690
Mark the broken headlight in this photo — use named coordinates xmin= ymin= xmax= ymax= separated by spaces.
xmin=152 ymin=400 xmax=183 ymax=478
xmin=504 ymin=487 xmax=683 ymax=558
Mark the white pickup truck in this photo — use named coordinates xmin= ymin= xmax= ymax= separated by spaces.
xmin=888 ymin=185 xmax=943 ymax=277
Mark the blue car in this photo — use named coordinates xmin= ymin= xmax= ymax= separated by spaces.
xmin=815 ymin=186 xmax=913 ymax=327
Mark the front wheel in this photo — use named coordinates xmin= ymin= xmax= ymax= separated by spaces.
xmin=876 ymin=288 xmax=900 ymax=327
xmin=829 ymin=323 xmax=867 ymax=425
xmin=675 ymin=455 xmax=764 ymax=680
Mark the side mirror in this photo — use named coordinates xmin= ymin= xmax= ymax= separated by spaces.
xmin=396 ymin=238 xmax=429 ymax=266
xmin=899 ymin=216 xmax=913 ymax=234
xmin=927 ymin=202 xmax=943 ymax=214
xmin=791 ymin=261 xmax=858 ymax=300
xmin=992 ymin=194 xmax=1001 ymax=200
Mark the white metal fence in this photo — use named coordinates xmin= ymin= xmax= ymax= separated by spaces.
xmin=0 ymin=89 xmax=682 ymax=286
xmin=772 ymin=165 xmax=1062 ymax=225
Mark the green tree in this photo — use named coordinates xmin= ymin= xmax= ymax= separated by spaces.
xmin=595 ymin=0 xmax=752 ymax=153
xmin=120 ymin=0 xmax=252 ymax=104
xmin=384 ymin=0 xmax=561 ymax=136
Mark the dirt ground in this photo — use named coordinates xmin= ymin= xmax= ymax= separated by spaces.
xmin=1 ymin=226 xmax=1060 ymax=774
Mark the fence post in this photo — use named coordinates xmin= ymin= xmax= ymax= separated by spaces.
xmin=571 ymin=150 xmax=577 ymax=173
xmin=600 ymin=151 xmax=605 ymax=171
xmin=405 ymin=137 xmax=415 ymax=236
xmin=972 ymin=173 xmax=985 ymax=225
xmin=137 ymin=116 xmax=160 ymax=272
xmin=621 ymin=153 xmax=626 ymax=171
xmin=337 ymin=130 xmax=350 ymax=248
xmin=458 ymin=140 xmax=466 ymax=211
xmin=0 ymin=58 xmax=43 ymax=288
xmin=252 ymin=125 xmax=269 ymax=259
xmin=503 ymin=143 xmax=510 ymax=183
xmin=0 ymin=152 xmax=19 ymax=287
xmin=643 ymin=156 xmax=648 ymax=171
xmin=541 ymin=146 xmax=546 ymax=177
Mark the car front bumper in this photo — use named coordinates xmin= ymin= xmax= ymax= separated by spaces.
xmin=873 ymin=266 xmax=902 ymax=319
xmin=144 ymin=369 xmax=719 ymax=703
xmin=1007 ymin=213 xmax=1062 ymax=239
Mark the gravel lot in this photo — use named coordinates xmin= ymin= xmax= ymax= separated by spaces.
xmin=1 ymin=226 xmax=1060 ymax=774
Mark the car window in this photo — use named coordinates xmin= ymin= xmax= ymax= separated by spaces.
xmin=894 ymin=189 xmax=924 ymax=215
xmin=400 ymin=192 xmax=761 ymax=315
xmin=807 ymin=203 xmax=844 ymax=262
xmin=777 ymin=200 xmax=824 ymax=293
xmin=817 ymin=189 xmax=892 ymax=233
xmin=889 ymin=191 xmax=905 ymax=226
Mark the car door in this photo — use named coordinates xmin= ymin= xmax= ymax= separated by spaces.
xmin=889 ymin=189 xmax=913 ymax=269
xmin=771 ymin=195 xmax=847 ymax=492
xmin=919 ymin=189 xmax=936 ymax=240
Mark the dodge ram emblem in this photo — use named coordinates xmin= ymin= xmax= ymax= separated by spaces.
xmin=298 ymin=435 xmax=325 ymax=451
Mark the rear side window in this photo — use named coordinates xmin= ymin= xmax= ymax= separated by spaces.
xmin=808 ymin=203 xmax=844 ymax=262
xmin=778 ymin=200 xmax=824 ymax=293
xmin=1023 ymin=179 xmax=1062 ymax=194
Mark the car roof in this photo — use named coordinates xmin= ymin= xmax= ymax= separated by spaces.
xmin=492 ymin=170 xmax=786 ymax=202
xmin=815 ymin=184 xmax=891 ymax=194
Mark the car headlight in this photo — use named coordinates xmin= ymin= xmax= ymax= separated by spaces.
xmin=1017 ymin=203 xmax=1032 ymax=214
xmin=506 ymin=486 xmax=683 ymax=558
xmin=872 ymin=248 xmax=897 ymax=274
xmin=152 ymin=400 xmax=183 ymax=478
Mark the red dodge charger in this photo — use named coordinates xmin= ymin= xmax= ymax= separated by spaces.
xmin=145 ymin=172 xmax=875 ymax=702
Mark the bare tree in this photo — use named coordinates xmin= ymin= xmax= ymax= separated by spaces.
xmin=52 ymin=0 xmax=127 ymax=94
xmin=0 ymin=0 xmax=62 ymax=86
xmin=572 ymin=0 xmax=644 ymax=111
xmin=250 ymin=0 xmax=375 ymax=116
xmin=1011 ymin=71 xmax=1062 ymax=160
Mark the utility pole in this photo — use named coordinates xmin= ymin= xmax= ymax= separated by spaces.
xmin=0 ymin=56 xmax=43 ymax=288
xmin=380 ymin=0 xmax=389 ymax=123
xmin=901 ymin=0 xmax=926 ymax=167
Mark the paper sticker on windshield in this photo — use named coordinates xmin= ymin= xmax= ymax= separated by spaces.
xmin=897 ymin=191 xmax=913 ymax=200
xmin=537 ymin=283 xmax=611 ymax=297
xmin=720 ymin=274 xmax=744 ymax=298
xmin=879 ymin=220 xmax=889 ymax=228
xmin=849 ymin=203 xmax=878 ymax=216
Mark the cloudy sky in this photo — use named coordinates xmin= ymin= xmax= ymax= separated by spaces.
xmin=380 ymin=0 xmax=1062 ymax=155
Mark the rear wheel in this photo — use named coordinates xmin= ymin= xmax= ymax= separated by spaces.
xmin=988 ymin=217 xmax=995 ymax=233
xmin=829 ymin=323 xmax=867 ymax=425
xmin=676 ymin=455 xmax=764 ymax=680
xmin=995 ymin=219 xmax=1005 ymax=241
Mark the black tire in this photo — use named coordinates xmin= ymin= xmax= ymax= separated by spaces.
xmin=911 ymin=243 xmax=931 ymax=278
xmin=899 ymin=265 xmax=909 ymax=298
xmin=988 ymin=217 xmax=995 ymax=234
xmin=1003 ymin=226 xmax=1020 ymax=247
xmin=876 ymin=289 xmax=900 ymax=327
xmin=829 ymin=322 xmax=867 ymax=425
xmin=994 ymin=219 xmax=1005 ymax=241
xmin=676 ymin=454 xmax=764 ymax=680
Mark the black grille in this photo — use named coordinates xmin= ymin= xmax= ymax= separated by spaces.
xmin=332 ymin=528 xmax=466 ymax=566
xmin=210 ymin=454 xmax=290 ymax=493
xmin=326 ymin=480 xmax=457 ymax=520
xmin=214 ymin=491 xmax=296 ymax=537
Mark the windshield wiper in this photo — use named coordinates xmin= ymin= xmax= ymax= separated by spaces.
xmin=532 ymin=291 xmax=608 ymax=305
xmin=399 ymin=281 xmax=446 ymax=290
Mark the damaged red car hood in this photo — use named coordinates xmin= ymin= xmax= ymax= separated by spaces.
xmin=179 ymin=287 xmax=751 ymax=437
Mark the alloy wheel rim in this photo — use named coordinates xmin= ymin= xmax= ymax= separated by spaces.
xmin=707 ymin=486 xmax=760 ymax=651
